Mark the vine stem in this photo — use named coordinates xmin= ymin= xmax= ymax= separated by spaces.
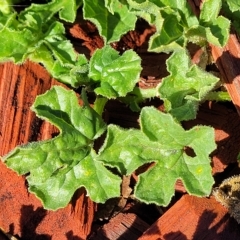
xmin=204 ymin=91 xmax=231 ymax=102
xmin=93 ymin=96 xmax=108 ymax=116
xmin=134 ymin=86 xmax=158 ymax=99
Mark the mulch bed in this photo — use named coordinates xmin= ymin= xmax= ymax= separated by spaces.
xmin=1 ymin=1 xmax=240 ymax=239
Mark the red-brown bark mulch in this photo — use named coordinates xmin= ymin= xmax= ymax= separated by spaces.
xmin=1 ymin=1 xmax=240 ymax=238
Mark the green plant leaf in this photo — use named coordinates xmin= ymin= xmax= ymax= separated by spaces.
xmin=143 ymin=0 xmax=199 ymax=52
xmin=21 ymin=0 xmax=79 ymax=22
xmin=89 ymin=45 xmax=142 ymax=98
xmin=204 ymin=16 xmax=230 ymax=47
xmin=200 ymin=0 xmax=222 ymax=23
xmin=150 ymin=0 xmax=198 ymax=27
xmin=148 ymin=10 xmax=186 ymax=53
xmin=27 ymin=19 xmax=88 ymax=88
xmin=135 ymin=107 xmax=216 ymax=205
xmin=83 ymin=0 xmax=137 ymax=43
xmin=0 ymin=0 xmax=18 ymax=14
xmin=199 ymin=0 xmax=230 ymax=46
xmin=97 ymin=124 xmax=157 ymax=175
xmin=0 ymin=10 xmax=43 ymax=63
xmin=29 ymin=44 xmax=88 ymax=88
xmin=127 ymin=0 xmax=163 ymax=25
xmin=2 ymin=86 xmax=121 ymax=210
xmin=43 ymin=22 xmax=77 ymax=64
xmin=120 ymin=86 xmax=158 ymax=112
xmin=158 ymin=50 xmax=219 ymax=121
xmin=130 ymin=0 xmax=230 ymax=52
xmin=0 ymin=24 xmax=35 ymax=63
xmin=98 ymin=107 xmax=216 ymax=206
xmin=223 ymin=0 xmax=240 ymax=12
xmin=51 ymin=55 xmax=90 ymax=88
xmin=222 ymin=1 xmax=240 ymax=34
xmin=0 ymin=7 xmax=87 ymax=87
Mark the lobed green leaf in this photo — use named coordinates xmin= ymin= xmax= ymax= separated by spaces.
xmin=199 ymin=0 xmax=230 ymax=47
xmin=98 ymin=107 xmax=216 ymax=206
xmin=148 ymin=10 xmax=186 ymax=53
xmin=135 ymin=107 xmax=215 ymax=205
xmin=97 ymin=125 xmax=159 ymax=175
xmin=145 ymin=0 xmax=199 ymax=52
xmin=2 ymin=86 xmax=121 ymax=210
xmin=83 ymin=0 xmax=137 ymax=43
xmin=222 ymin=1 xmax=240 ymax=35
xmin=89 ymin=45 xmax=142 ymax=98
xmin=200 ymin=0 xmax=222 ymax=23
xmin=224 ymin=0 xmax=240 ymax=12
xmin=0 ymin=25 xmax=35 ymax=63
xmin=128 ymin=0 xmax=230 ymax=52
xmin=158 ymin=50 xmax=219 ymax=121
xmin=0 ymin=0 xmax=85 ymax=87
xmin=21 ymin=0 xmax=80 ymax=22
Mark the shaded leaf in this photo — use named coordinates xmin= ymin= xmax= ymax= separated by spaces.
xmin=83 ymin=0 xmax=137 ymax=43
xmin=224 ymin=0 xmax=240 ymax=12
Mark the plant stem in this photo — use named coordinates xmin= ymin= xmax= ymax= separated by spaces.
xmin=205 ymin=91 xmax=231 ymax=102
xmin=93 ymin=96 xmax=108 ymax=116
xmin=132 ymin=86 xmax=158 ymax=99
xmin=119 ymin=87 xmax=158 ymax=111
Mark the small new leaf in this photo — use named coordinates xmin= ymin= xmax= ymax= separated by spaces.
xmin=89 ymin=45 xmax=142 ymax=98
xmin=2 ymin=86 xmax=121 ymax=210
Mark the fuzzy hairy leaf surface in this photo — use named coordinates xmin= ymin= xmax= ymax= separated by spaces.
xmin=27 ymin=20 xmax=88 ymax=88
xmin=135 ymin=107 xmax=216 ymax=205
xmin=89 ymin=45 xmax=142 ymax=98
xmin=144 ymin=0 xmax=199 ymax=52
xmin=21 ymin=0 xmax=80 ymax=22
xmin=0 ymin=23 xmax=35 ymax=63
xmin=2 ymin=86 xmax=121 ymax=210
xmin=0 ymin=0 xmax=18 ymax=14
xmin=199 ymin=0 xmax=230 ymax=47
xmin=158 ymin=50 xmax=219 ymax=121
xmin=0 ymin=1 xmax=85 ymax=87
xmin=83 ymin=0 xmax=137 ymax=43
xmin=222 ymin=1 xmax=240 ymax=34
xmin=98 ymin=124 xmax=159 ymax=175
xmin=127 ymin=0 xmax=230 ymax=52
xmin=224 ymin=0 xmax=240 ymax=12
xmin=98 ymin=107 xmax=216 ymax=206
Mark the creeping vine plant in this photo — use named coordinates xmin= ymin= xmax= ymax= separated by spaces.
xmin=0 ymin=0 xmax=236 ymax=210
